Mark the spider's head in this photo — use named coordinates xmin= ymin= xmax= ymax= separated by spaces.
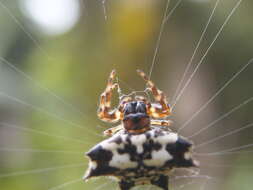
xmin=122 ymin=101 xmax=150 ymax=133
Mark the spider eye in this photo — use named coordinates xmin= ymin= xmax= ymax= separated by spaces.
xmin=136 ymin=102 xmax=146 ymax=113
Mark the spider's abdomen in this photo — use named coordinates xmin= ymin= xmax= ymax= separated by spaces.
xmin=84 ymin=128 xmax=198 ymax=190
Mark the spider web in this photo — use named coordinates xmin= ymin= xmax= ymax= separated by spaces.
xmin=0 ymin=0 xmax=253 ymax=190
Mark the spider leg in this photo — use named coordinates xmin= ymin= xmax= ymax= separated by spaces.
xmin=103 ymin=124 xmax=123 ymax=136
xmin=97 ymin=70 xmax=122 ymax=123
xmin=151 ymin=119 xmax=173 ymax=127
xmin=137 ymin=70 xmax=171 ymax=118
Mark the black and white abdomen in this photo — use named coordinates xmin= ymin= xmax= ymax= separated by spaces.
xmin=84 ymin=127 xmax=198 ymax=190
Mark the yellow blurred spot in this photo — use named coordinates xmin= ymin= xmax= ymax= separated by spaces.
xmin=110 ymin=0 xmax=158 ymax=51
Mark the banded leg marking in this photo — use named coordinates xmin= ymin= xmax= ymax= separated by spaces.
xmin=137 ymin=70 xmax=171 ymax=118
xmin=97 ymin=70 xmax=121 ymax=123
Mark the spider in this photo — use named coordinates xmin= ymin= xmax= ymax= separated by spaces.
xmin=84 ymin=70 xmax=198 ymax=190
xmin=98 ymin=69 xmax=172 ymax=136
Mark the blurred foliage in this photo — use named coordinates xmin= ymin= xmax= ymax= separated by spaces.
xmin=0 ymin=0 xmax=253 ymax=190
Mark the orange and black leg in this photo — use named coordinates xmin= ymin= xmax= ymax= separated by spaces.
xmin=97 ymin=70 xmax=121 ymax=123
xmin=137 ymin=70 xmax=171 ymax=118
xmin=103 ymin=124 xmax=123 ymax=136
xmin=151 ymin=119 xmax=172 ymax=127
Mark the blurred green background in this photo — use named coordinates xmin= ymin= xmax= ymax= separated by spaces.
xmin=0 ymin=0 xmax=253 ymax=189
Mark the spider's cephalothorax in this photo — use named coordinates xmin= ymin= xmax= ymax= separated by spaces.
xmin=122 ymin=101 xmax=150 ymax=134
xmin=84 ymin=70 xmax=199 ymax=190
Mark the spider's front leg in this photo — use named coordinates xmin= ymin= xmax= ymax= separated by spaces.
xmin=103 ymin=124 xmax=123 ymax=136
xmin=137 ymin=70 xmax=171 ymax=118
xmin=97 ymin=70 xmax=122 ymax=123
xmin=151 ymin=119 xmax=173 ymax=127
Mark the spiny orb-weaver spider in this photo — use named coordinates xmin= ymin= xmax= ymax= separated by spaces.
xmin=84 ymin=70 xmax=199 ymax=190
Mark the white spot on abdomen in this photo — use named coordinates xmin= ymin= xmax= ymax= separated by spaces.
xmin=130 ymin=134 xmax=147 ymax=154
xmin=109 ymin=151 xmax=137 ymax=169
xmin=184 ymin=152 xmax=191 ymax=160
xmin=144 ymin=146 xmax=173 ymax=167
xmin=155 ymin=133 xmax=178 ymax=144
